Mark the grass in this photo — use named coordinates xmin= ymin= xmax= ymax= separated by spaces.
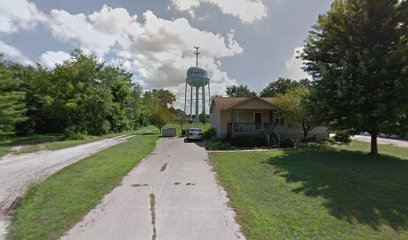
xmin=8 ymin=129 xmax=159 ymax=240
xmin=0 ymin=135 xmax=60 ymax=158
xmin=0 ymin=129 xmax=151 ymax=158
xmin=164 ymin=122 xmax=211 ymax=136
xmin=210 ymin=142 xmax=408 ymax=240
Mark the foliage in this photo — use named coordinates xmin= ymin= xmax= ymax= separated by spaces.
xmin=205 ymin=138 xmax=237 ymax=150
xmin=301 ymin=0 xmax=408 ymax=154
xmin=274 ymin=85 xmax=321 ymax=138
xmin=0 ymin=49 xmax=177 ymax=138
xmin=203 ymin=127 xmax=216 ymax=139
xmin=280 ymin=139 xmax=295 ymax=148
xmin=259 ymin=78 xmax=310 ymax=97
xmin=199 ymin=113 xmax=208 ymax=124
xmin=63 ymin=126 xmax=86 ymax=140
xmin=228 ymin=136 xmax=267 ymax=148
xmin=333 ymin=130 xmax=352 ymax=143
xmin=0 ymin=57 xmax=27 ymax=135
xmin=225 ymin=84 xmax=257 ymax=97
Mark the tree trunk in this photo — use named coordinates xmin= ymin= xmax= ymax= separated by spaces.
xmin=370 ymin=133 xmax=378 ymax=155
xmin=302 ymin=122 xmax=308 ymax=139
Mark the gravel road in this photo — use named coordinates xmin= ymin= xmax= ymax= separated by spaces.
xmin=0 ymin=129 xmax=152 ymax=240
xmin=62 ymin=137 xmax=245 ymax=240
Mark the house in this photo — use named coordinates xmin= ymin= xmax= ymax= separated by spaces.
xmin=210 ymin=97 xmax=329 ymax=146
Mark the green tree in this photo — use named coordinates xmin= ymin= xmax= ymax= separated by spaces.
xmin=0 ymin=58 xmax=27 ymax=134
xmin=260 ymin=78 xmax=310 ymax=97
xmin=274 ymin=86 xmax=320 ymax=138
xmin=302 ymin=0 xmax=408 ymax=154
xmin=151 ymin=89 xmax=176 ymax=107
xmin=225 ymin=84 xmax=257 ymax=97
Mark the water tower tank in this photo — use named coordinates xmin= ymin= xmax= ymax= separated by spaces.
xmin=186 ymin=67 xmax=210 ymax=87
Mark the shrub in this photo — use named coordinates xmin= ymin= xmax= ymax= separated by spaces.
xmin=63 ymin=126 xmax=86 ymax=140
xmin=334 ymin=130 xmax=351 ymax=143
xmin=205 ymin=139 xmax=237 ymax=150
xmin=203 ymin=128 xmax=216 ymax=139
xmin=228 ymin=136 xmax=267 ymax=148
xmin=281 ymin=139 xmax=295 ymax=148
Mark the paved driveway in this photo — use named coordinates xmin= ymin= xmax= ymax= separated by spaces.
xmin=62 ymin=138 xmax=245 ymax=240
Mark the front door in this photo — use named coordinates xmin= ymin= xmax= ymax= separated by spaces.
xmin=255 ymin=113 xmax=262 ymax=130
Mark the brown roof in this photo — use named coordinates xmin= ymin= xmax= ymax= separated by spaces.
xmin=211 ymin=96 xmax=276 ymax=111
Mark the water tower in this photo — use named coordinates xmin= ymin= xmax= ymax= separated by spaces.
xmin=184 ymin=47 xmax=211 ymax=123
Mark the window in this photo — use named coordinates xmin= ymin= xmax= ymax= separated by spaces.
xmin=238 ymin=112 xmax=246 ymax=123
xmin=229 ymin=112 xmax=236 ymax=123
xmin=229 ymin=111 xmax=246 ymax=123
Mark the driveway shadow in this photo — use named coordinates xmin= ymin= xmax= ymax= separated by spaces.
xmin=183 ymin=138 xmax=206 ymax=148
xmin=263 ymin=149 xmax=408 ymax=230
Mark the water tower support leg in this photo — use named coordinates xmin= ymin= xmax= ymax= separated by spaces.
xmin=195 ymin=86 xmax=199 ymax=123
xmin=184 ymin=82 xmax=187 ymax=114
xmin=208 ymin=83 xmax=211 ymax=115
xmin=190 ymin=85 xmax=193 ymax=120
xmin=202 ymin=85 xmax=206 ymax=116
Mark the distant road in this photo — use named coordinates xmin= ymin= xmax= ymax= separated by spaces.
xmin=351 ymin=135 xmax=408 ymax=148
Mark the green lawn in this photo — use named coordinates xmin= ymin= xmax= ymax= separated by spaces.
xmin=8 ymin=129 xmax=159 ymax=240
xmin=164 ymin=122 xmax=211 ymax=136
xmin=210 ymin=142 xmax=408 ymax=240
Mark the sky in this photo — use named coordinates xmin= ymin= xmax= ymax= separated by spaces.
xmin=0 ymin=0 xmax=333 ymax=108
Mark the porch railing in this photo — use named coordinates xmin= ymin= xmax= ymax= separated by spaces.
xmin=230 ymin=123 xmax=262 ymax=135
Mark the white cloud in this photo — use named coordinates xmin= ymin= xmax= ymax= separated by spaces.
xmin=0 ymin=2 xmax=242 ymax=110
xmin=45 ymin=5 xmax=242 ymax=108
xmin=0 ymin=0 xmax=46 ymax=33
xmin=285 ymin=47 xmax=310 ymax=80
xmin=0 ymin=40 xmax=34 ymax=65
xmin=48 ymin=5 xmax=142 ymax=56
xmin=170 ymin=0 xmax=267 ymax=23
xmin=39 ymin=51 xmax=71 ymax=68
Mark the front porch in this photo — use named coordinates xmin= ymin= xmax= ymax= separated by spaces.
xmin=227 ymin=122 xmax=281 ymax=147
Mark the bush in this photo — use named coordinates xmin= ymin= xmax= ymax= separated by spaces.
xmin=281 ymin=139 xmax=295 ymax=148
xmin=333 ymin=130 xmax=351 ymax=143
xmin=63 ymin=126 xmax=86 ymax=140
xmin=205 ymin=139 xmax=237 ymax=150
xmin=228 ymin=136 xmax=267 ymax=148
xmin=203 ymin=128 xmax=216 ymax=139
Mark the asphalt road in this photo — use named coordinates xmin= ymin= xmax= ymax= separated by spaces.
xmin=62 ymin=137 xmax=245 ymax=240
xmin=0 ymin=130 xmax=153 ymax=240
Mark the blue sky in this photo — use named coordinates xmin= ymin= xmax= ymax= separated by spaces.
xmin=0 ymin=0 xmax=333 ymax=107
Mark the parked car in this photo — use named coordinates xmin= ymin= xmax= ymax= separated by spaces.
xmin=186 ymin=128 xmax=203 ymax=141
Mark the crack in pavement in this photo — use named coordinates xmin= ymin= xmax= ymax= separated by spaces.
xmin=149 ymin=193 xmax=157 ymax=240
xmin=160 ymin=163 xmax=168 ymax=172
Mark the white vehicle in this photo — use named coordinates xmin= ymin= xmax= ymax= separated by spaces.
xmin=186 ymin=128 xmax=203 ymax=141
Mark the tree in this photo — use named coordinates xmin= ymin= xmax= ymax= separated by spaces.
xmin=274 ymin=86 xmax=321 ymax=138
xmin=0 ymin=58 xmax=27 ymax=135
xmin=149 ymin=103 xmax=175 ymax=132
xmin=225 ymin=84 xmax=257 ymax=97
xmin=302 ymin=0 xmax=408 ymax=155
xmin=260 ymin=78 xmax=310 ymax=97
xmin=151 ymin=89 xmax=176 ymax=107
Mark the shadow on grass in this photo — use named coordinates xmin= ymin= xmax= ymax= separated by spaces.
xmin=264 ymin=148 xmax=408 ymax=230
